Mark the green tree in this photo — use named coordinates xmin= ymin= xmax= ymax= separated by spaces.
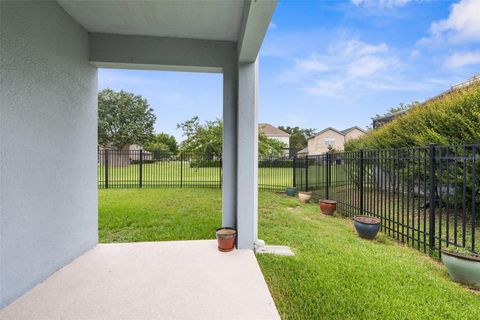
xmin=277 ymin=126 xmax=317 ymax=149
xmin=372 ymin=102 xmax=418 ymax=120
xmin=258 ymin=132 xmax=287 ymax=156
xmin=144 ymin=133 xmax=178 ymax=154
xmin=177 ymin=117 xmax=287 ymax=157
xmin=177 ymin=116 xmax=223 ymax=156
xmin=98 ymin=88 xmax=156 ymax=148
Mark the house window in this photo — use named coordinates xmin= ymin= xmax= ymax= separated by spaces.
xmin=324 ymin=137 xmax=335 ymax=147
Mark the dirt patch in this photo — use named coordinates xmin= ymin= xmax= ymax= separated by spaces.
xmin=466 ymin=287 xmax=480 ymax=295
xmin=275 ymin=192 xmax=288 ymax=198
xmin=287 ymin=206 xmax=301 ymax=213
xmin=354 ymin=215 xmax=380 ymax=224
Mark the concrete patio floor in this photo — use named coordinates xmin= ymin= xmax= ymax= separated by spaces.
xmin=0 ymin=240 xmax=280 ymax=320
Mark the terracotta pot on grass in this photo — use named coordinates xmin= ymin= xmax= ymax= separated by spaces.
xmin=319 ymin=200 xmax=336 ymax=215
xmin=216 ymin=228 xmax=236 ymax=252
xmin=298 ymin=191 xmax=312 ymax=203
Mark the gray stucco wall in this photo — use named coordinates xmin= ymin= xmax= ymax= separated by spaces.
xmin=0 ymin=1 xmax=98 ymax=308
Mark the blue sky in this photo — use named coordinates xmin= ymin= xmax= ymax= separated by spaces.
xmin=99 ymin=0 xmax=480 ymax=141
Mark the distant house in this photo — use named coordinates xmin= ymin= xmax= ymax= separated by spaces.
xmin=302 ymin=126 xmax=366 ymax=156
xmin=259 ymin=123 xmax=290 ymax=148
xmin=297 ymin=146 xmax=308 ymax=156
xmin=98 ymin=143 xmax=153 ymax=166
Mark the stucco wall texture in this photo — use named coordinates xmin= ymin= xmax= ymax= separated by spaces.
xmin=0 ymin=1 xmax=98 ymax=307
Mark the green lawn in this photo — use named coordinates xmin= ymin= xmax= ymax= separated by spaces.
xmin=97 ymin=162 xmax=341 ymax=190
xmin=99 ymin=188 xmax=480 ymax=319
xmin=99 ymin=188 xmax=221 ymax=242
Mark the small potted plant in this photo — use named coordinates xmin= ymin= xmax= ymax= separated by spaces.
xmin=319 ymin=200 xmax=336 ymax=215
xmin=298 ymin=191 xmax=312 ymax=203
xmin=442 ymin=247 xmax=480 ymax=289
xmin=353 ymin=215 xmax=381 ymax=240
xmin=216 ymin=227 xmax=236 ymax=252
xmin=285 ymin=186 xmax=297 ymax=196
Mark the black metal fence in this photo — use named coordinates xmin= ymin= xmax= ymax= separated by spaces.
xmin=98 ymin=149 xmax=293 ymax=191
xmin=294 ymin=144 xmax=479 ymax=256
xmin=98 ymin=144 xmax=479 ymax=256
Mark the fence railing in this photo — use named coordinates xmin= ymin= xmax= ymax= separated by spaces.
xmin=98 ymin=150 xmax=293 ymax=191
xmin=294 ymin=144 xmax=479 ymax=256
xmin=98 ymin=144 xmax=479 ymax=256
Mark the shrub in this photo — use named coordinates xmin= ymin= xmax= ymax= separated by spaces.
xmin=130 ymin=159 xmax=156 ymax=165
xmin=190 ymin=159 xmax=222 ymax=168
xmin=258 ymin=159 xmax=293 ymax=168
xmin=346 ymin=82 xmax=480 ymax=151
xmin=345 ymin=83 xmax=480 ymax=221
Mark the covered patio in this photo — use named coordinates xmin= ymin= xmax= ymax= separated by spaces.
xmin=0 ymin=240 xmax=279 ymax=319
xmin=0 ymin=0 xmax=278 ymax=314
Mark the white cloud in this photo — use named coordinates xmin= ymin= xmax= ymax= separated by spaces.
xmin=444 ymin=50 xmax=480 ymax=68
xmin=351 ymin=0 xmax=411 ymax=8
xmin=304 ymin=78 xmax=347 ymax=98
xmin=410 ymin=49 xmax=420 ymax=58
xmin=268 ymin=22 xmax=277 ymax=30
xmin=422 ymin=0 xmax=480 ymax=44
xmin=343 ymin=40 xmax=389 ymax=56
xmin=347 ymin=55 xmax=396 ymax=78
xmin=296 ymin=54 xmax=331 ymax=72
xmin=290 ymin=40 xmax=399 ymax=97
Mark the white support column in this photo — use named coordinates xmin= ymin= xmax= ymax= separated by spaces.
xmin=236 ymin=57 xmax=259 ymax=249
xmin=222 ymin=65 xmax=237 ymax=229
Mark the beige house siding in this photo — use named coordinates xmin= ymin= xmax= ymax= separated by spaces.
xmin=307 ymin=130 xmax=346 ymax=155
xmin=305 ymin=127 xmax=366 ymax=155
xmin=344 ymin=128 xmax=364 ymax=142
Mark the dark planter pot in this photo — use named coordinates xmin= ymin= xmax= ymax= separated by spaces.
xmin=216 ymin=228 xmax=236 ymax=252
xmin=286 ymin=187 xmax=297 ymax=197
xmin=319 ymin=200 xmax=336 ymax=215
xmin=354 ymin=215 xmax=381 ymax=240
xmin=442 ymin=250 xmax=480 ymax=289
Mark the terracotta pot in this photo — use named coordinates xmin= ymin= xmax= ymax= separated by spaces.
xmin=216 ymin=228 xmax=236 ymax=252
xmin=319 ymin=200 xmax=336 ymax=215
xmin=353 ymin=215 xmax=381 ymax=240
xmin=298 ymin=191 xmax=312 ymax=203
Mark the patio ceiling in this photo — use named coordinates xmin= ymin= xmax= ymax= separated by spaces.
xmin=58 ymin=1 xmax=244 ymax=41
xmin=57 ymin=0 xmax=276 ymax=62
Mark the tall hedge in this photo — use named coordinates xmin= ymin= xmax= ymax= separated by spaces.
xmin=346 ymin=82 xmax=480 ymax=151
xmin=345 ymin=83 xmax=480 ymax=222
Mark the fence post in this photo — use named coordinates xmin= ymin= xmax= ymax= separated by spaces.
xmin=180 ymin=153 xmax=183 ymax=188
xmin=359 ymin=149 xmax=365 ymax=215
xmin=429 ymin=144 xmax=436 ymax=254
xmin=105 ymin=149 xmax=109 ymax=189
xmin=292 ymin=156 xmax=296 ymax=188
xmin=305 ymin=155 xmax=309 ymax=192
xmin=219 ymin=157 xmax=222 ymax=188
xmin=139 ymin=149 xmax=143 ymax=188
xmin=326 ymin=153 xmax=330 ymax=199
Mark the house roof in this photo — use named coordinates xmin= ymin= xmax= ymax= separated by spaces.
xmin=307 ymin=126 xmax=365 ymax=140
xmin=297 ymin=147 xmax=309 ymax=154
xmin=340 ymin=126 xmax=366 ymax=135
xmin=259 ymin=123 xmax=290 ymax=137
xmin=307 ymin=127 xmax=344 ymax=140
